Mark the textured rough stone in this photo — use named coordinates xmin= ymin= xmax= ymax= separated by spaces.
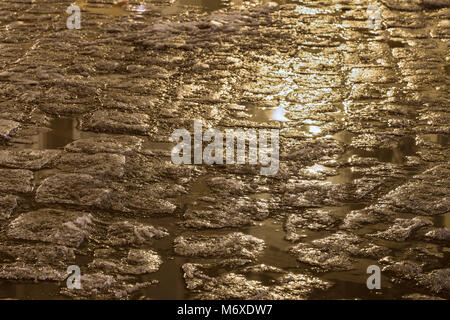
xmin=174 ymin=232 xmax=265 ymax=259
xmin=35 ymin=174 xmax=112 ymax=207
xmin=0 ymin=119 xmax=20 ymax=140
xmin=60 ymin=273 xmax=157 ymax=299
xmin=81 ymin=110 xmax=151 ymax=135
xmin=106 ymin=221 xmax=169 ymax=246
xmin=285 ymin=209 xmax=339 ymax=241
xmin=288 ymin=232 xmax=385 ymax=272
xmin=0 ymin=262 xmax=67 ymax=281
xmin=7 ymin=209 xmax=94 ymax=247
xmin=417 ymin=269 xmax=450 ymax=294
xmin=180 ymin=197 xmax=269 ymax=229
xmin=182 ymin=261 xmax=333 ymax=299
xmin=0 ymin=243 xmax=75 ymax=263
xmin=109 ymin=188 xmax=178 ymax=215
xmin=90 ymin=249 xmax=163 ymax=275
xmin=64 ymin=135 xmax=143 ymax=154
xmin=371 ymin=217 xmax=432 ymax=241
xmin=56 ymin=152 xmax=126 ymax=178
xmin=425 ymin=228 xmax=450 ymax=241
xmin=0 ymin=169 xmax=33 ymax=193
xmin=0 ymin=149 xmax=60 ymax=170
xmin=0 ymin=0 xmax=449 ymax=300
xmin=0 ymin=195 xmax=18 ymax=220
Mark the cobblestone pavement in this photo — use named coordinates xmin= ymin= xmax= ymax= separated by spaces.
xmin=0 ymin=0 xmax=448 ymax=299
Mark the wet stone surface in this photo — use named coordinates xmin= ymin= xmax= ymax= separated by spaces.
xmin=0 ymin=0 xmax=449 ymax=299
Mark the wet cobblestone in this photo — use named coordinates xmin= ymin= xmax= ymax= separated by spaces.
xmin=0 ymin=0 xmax=448 ymax=299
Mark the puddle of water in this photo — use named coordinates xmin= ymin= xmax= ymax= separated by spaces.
xmin=137 ymin=256 xmax=190 ymax=299
xmin=420 ymin=134 xmax=449 ymax=147
xmin=333 ymin=130 xmax=354 ymax=145
xmin=354 ymin=136 xmax=417 ymax=165
xmin=27 ymin=118 xmax=84 ymax=149
xmin=326 ymin=167 xmax=354 ymax=184
xmin=246 ymin=104 xmax=291 ymax=122
xmin=246 ymin=219 xmax=298 ymax=269
xmin=431 ymin=212 xmax=450 ymax=229
xmin=333 ymin=131 xmax=418 ymax=165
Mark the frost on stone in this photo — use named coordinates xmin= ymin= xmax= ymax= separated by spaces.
xmin=0 ymin=169 xmax=34 ymax=193
xmin=36 ymin=174 xmax=112 ymax=207
xmin=0 ymin=195 xmax=18 ymax=220
xmin=106 ymin=221 xmax=169 ymax=246
xmin=60 ymin=273 xmax=157 ymax=299
xmin=182 ymin=262 xmax=332 ymax=299
xmin=64 ymin=135 xmax=143 ymax=154
xmin=174 ymin=232 xmax=265 ymax=259
xmin=0 ymin=149 xmax=60 ymax=170
xmin=7 ymin=209 xmax=94 ymax=247
xmin=370 ymin=217 xmax=432 ymax=241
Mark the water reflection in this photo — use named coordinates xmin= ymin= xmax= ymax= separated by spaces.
xmin=433 ymin=212 xmax=450 ymax=229
xmin=33 ymin=118 xmax=80 ymax=149
xmin=247 ymin=105 xmax=290 ymax=122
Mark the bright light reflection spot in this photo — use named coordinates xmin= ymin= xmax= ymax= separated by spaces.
xmin=271 ymin=107 xmax=290 ymax=122
xmin=134 ymin=5 xmax=147 ymax=13
xmin=295 ymin=6 xmax=332 ymax=15
xmin=309 ymin=125 xmax=322 ymax=135
xmin=306 ymin=164 xmax=327 ymax=174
